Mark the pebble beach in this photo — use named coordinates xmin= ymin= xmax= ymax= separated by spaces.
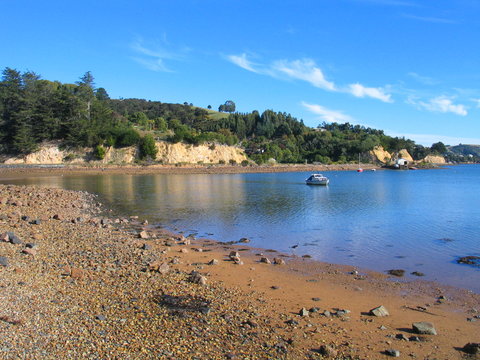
xmin=1 ymin=182 xmax=479 ymax=359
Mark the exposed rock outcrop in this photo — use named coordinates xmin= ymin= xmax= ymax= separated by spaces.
xmin=422 ymin=155 xmax=446 ymax=164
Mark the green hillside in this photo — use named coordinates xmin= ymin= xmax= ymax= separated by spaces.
xmin=1 ymin=67 xmax=468 ymax=164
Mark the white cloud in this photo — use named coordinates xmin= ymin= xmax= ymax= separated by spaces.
xmin=227 ymin=54 xmax=393 ymax=102
xmin=302 ymin=101 xmax=354 ymax=123
xmin=130 ymin=37 xmax=188 ymax=72
xmin=408 ymin=96 xmax=468 ymax=116
xmin=272 ymin=59 xmax=336 ymax=91
xmin=226 ymin=53 xmax=259 ymax=73
xmin=407 ymin=72 xmax=438 ymax=85
xmin=473 ymin=98 xmax=480 ymax=108
xmin=347 ymin=83 xmax=393 ymax=103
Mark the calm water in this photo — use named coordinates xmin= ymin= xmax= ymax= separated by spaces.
xmin=1 ymin=165 xmax=479 ymax=292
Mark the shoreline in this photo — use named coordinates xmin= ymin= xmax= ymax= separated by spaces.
xmin=1 ymin=183 xmax=479 ymax=359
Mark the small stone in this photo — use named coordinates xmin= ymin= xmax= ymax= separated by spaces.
xmin=462 ymin=343 xmax=480 ymax=355
xmin=408 ymin=336 xmax=422 ymax=342
xmin=7 ymin=232 xmax=22 ymax=244
xmin=208 ymin=259 xmax=219 ymax=265
xmin=142 ymin=243 xmax=152 ymax=250
xmin=411 ymin=271 xmax=425 ymax=277
xmin=180 ymin=248 xmax=188 ymax=253
xmin=190 ymin=271 xmax=207 ymax=285
xmin=318 ymin=345 xmax=337 ymax=358
xmin=412 ymin=321 xmax=437 ymax=335
xmin=322 ymin=310 xmax=332 ymax=317
xmin=95 ymin=314 xmax=106 ymax=321
xmin=395 ymin=333 xmax=409 ymax=341
xmin=0 ymin=256 xmax=8 ymax=267
xmin=229 ymin=251 xmax=240 ymax=258
xmin=379 ymin=325 xmax=388 ymax=330
xmin=52 ymin=214 xmax=62 ymax=220
xmin=0 ymin=233 xmax=9 ymax=242
xmin=370 ymin=305 xmax=390 ymax=317
xmin=299 ymin=308 xmax=309 ymax=317
xmin=157 ymin=263 xmax=170 ymax=275
xmin=30 ymin=219 xmax=41 ymax=225
xmin=138 ymin=231 xmax=149 ymax=239
xmin=260 ymin=257 xmax=271 ymax=264
xmin=22 ymin=248 xmax=37 ymax=256
xmin=387 ymin=269 xmax=405 ymax=277
xmin=385 ymin=349 xmax=400 ymax=357
xmin=273 ymin=258 xmax=285 ymax=265
xmin=312 ymin=297 xmax=321 ymax=302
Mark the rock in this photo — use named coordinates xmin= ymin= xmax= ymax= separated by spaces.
xmin=322 ymin=310 xmax=332 ymax=317
xmin=142 ymin=243 xmax=152 ymax=250
xmin=0 ymin=233 xmax=9 ymax=242
xmin=0 ymin=256 xmax=8 ymax=267
xmin=180 ymin=248 xmax=188 ymax=253
xmin=273 ymin=258 xmax=285 ymax=265
xmin=157 ymin=263 xmax=170 ymax=275
xmin=7 ymin=232 xmax=22 ymax=244
xmin=95 ymin=314 xmax=106 ymax=321
xmin=61 ymin=265 xmax=72 ymax=276
xmin=411 ymin=271 xmax=425 ymax=277
xmin=370 ymin=305 xmax=390 ymax=317
xmin=208 ymin=259 xmax=219 ymax=265
xmin=138 ymin=231 xmax=149 ymax=239
xmin=26 ymin=243 xmax=37 ymax=249
xmin=318 ymin=344 xmax=338 ymax=358
xmin=170 ymin=257 xmax=180 ymax=265
xmin=239 ymin=237 xmax=250 ymax=243
xmin=412 ymin=322 xmax=437 ymax=335
xmin=30 ymin=219 xmax=41 ymax=225
xmin=395 ymin=333 xmax=409 ymax=341
xmin=299 ymin=308 xmax=309 ymax=317
xmin=462 ymin=343 xmax=480 ymax=355
xmin=385 ymin=349 xmax=400 ymax=357
xmin=52 ymin=214 xmax=62 ymax=220
xmin=457 ymin=256 xmax=480 ymax=266
xmin=387 ymin=269 xmax=405 ymax=277
xmin=182 ymin=238 xmax=191 ymax=245
xmin=312 ymin=297 xmax=321 ymax=302
xmin=229 ymin=251 xmax=240 ymax=258
xmin=190 ymin=271 xmax=207 ymax=285
xmin=260 ymin=257 xmax=271 ymax=264
xmin=22 ymin=248 xmax=37 ymax=256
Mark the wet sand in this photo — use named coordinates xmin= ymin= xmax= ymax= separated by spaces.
xmin=0 ymin=178 xmax=479 ymax=359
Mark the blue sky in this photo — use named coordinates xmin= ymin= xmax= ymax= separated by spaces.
xmin=1 ymin=0 xmax=479 ymax=146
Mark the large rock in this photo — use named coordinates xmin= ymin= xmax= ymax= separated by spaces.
xmin=0 ymin=256 xmax=8 ymax=267
xmin=462 ymin=343 xmax=480 ymax=355
xmin=398 ymin=149 xmax=414 ymax=162
xmin=412 ymin=322 xmax=437 ymax=335
xmin=370 ymin=146 xmax=392 ymax=164
xmin=369 ymin=305 xmax=389 ymax=317
xmin=422 ymin=155 xmax=446 ymax=164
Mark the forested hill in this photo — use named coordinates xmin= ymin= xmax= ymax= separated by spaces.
xmin=0 ymin=68 xmax=451 ymax=164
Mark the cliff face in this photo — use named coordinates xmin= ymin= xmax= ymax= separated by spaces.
xmin=2 ymin=141 xmax=248 ymax=165
xmin=398 ymin=149 xmax=414 ymax=162
xmin=422 ymin=155 xmax=446 ymax=164
xmin=370 ymin=146 xmax=392 ymax=163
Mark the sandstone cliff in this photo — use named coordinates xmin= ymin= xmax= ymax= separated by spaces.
xmin=2 ymin=141 xmax=247 ymax=165
xmin=370 ymin=146 xmax=392 ymax=163
xmin=421 ymin=155 xmax=446 ymax=164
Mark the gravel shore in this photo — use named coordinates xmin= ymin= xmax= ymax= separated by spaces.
xmin=1 ymin=184 xmax=478 ymax=359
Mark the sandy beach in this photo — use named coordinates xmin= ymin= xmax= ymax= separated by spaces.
xmin=0 ymin=180 xmax=479 ymax=359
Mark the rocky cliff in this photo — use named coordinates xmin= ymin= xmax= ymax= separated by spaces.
xmin=2 ymin=141 xmax=247 ymax=165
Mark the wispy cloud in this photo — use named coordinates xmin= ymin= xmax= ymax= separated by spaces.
xmin=473 ymin=99 xmax=480 ymax=108
xmin=407 ymin=72 xmax=439 ymax=85
xmin=130 ymin=37 xmax=189 ymax=72
xmin=227 ymin=54 xmax=393 ymax=103
xmin=302 ymin=101 xmax=354 ymax=123
xmin=226 ymin=53 xmax=259 ymax=73
xmin=347 ymin=83 xmax=393 ymax=103
xmin=272 ymin=59 xmax=336 ymax=91
xmin=402 ymin=14 xmax=457 ymax=24
xmin=407 ymin=95 xmax=468 ymax=116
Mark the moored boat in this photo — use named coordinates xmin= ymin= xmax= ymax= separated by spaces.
xmin=305 ymin=174 xmax=329 ymax=185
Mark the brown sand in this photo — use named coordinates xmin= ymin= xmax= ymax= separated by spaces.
xmin=0 ymin=174 xmax=479 ymax=359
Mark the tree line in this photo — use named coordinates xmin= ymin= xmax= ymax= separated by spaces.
xmin=0 ymin=67 xmax=450 ymax=164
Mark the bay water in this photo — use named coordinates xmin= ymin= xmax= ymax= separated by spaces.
xmin=2 ymin=165 xmax=479 ymax=292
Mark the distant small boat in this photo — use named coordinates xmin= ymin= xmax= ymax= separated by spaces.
xmin=357 ymin=154 xmax=363 ymax=172
xmin=306 ymin=174 xmax=329 ymax=185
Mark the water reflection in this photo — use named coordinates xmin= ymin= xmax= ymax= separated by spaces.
xmin=1 ymin=166 xmax=479 ymax=292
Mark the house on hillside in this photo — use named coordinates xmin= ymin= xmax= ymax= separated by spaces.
xmin=394 ymin=158 xmax=409 ymax=169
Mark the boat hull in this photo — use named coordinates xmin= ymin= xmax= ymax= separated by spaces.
xmin=306 ymin=179 xmax=329 ymax=186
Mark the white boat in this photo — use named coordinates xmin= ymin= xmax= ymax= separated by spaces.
xmin=305 ymin=174 xmax=329 ymax=185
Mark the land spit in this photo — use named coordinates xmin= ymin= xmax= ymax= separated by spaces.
xmin=0 ymin=183 xmax=478 ymax=359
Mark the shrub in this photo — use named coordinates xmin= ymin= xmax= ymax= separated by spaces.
xmin=241 ymin=160 xmax=249 ymax=167
xmin=139 ymin=134 xmax=158 ymax=160
xmin=93 ymin=145 xmax=106 ymax=160
xmin=229 ymin=159 xmax=237 ymax=165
